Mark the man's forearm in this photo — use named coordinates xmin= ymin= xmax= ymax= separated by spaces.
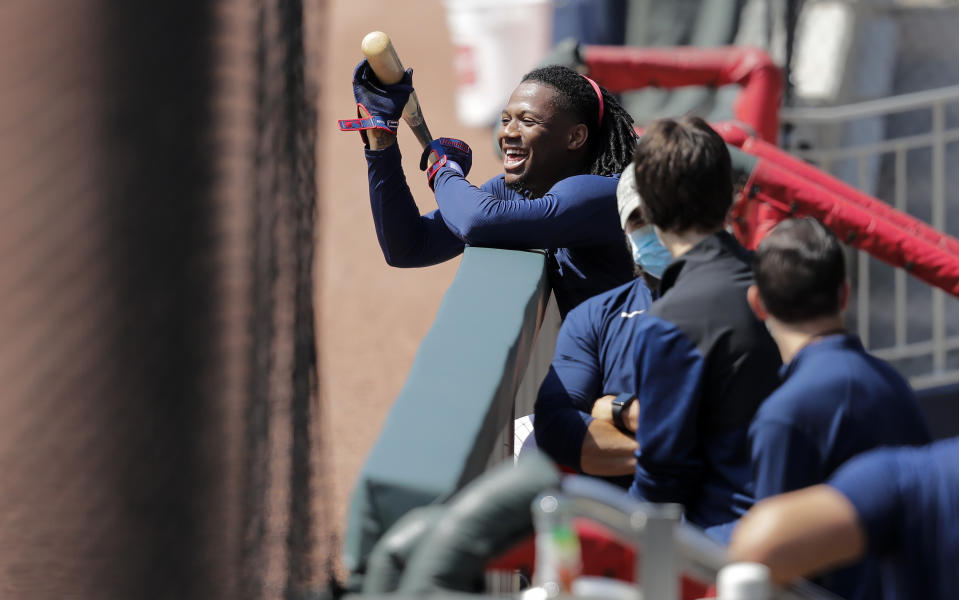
xmin=357 ymin=103 xmax=398 ymax=150
xmin=367 ymin=129 xmax=396 ymax=150
xmin=592 ymin=394 xmax=639 ymax=432
xmin=728 ymin=485 xmax=866 ymax=585
xmin=580 ymin=419 xmax=638 ymax=476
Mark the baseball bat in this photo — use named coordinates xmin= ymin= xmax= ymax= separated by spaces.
xmin=361 ymin=31 xmax=433 ymax=150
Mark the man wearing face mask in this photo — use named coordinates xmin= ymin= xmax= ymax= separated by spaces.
xmin=622 ymin=163 xmax=673 ymax=295
xmin=533 ymin=162 xmax=670 ymax=486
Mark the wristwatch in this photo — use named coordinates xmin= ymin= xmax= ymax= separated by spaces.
xmin=611 ymin=393 xmax=636 ymax=434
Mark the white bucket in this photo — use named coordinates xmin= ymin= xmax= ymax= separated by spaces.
xmin=716 ymin=562 xmax=771 ymax=600
xmin=571 ymin=576 xmax=642 ymax=600
xmin=442 ymin=0 xmax=554 ymax=127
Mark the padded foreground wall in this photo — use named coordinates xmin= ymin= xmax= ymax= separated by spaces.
xmin=343 ymin=247 xmax=550 ymax=582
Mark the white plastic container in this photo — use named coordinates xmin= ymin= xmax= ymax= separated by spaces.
xmin=442 ymin=0 xmax=554 ymax=127
xmin=571 ymin=576 xmax=642 ymax=600
xmin=716 ymin=562 xmax=771 ymax=600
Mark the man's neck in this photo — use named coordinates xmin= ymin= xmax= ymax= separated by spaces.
xmin=657 ymin=228 xmax=717 ymax=258
xmin=767 ymin=315 xmax=846 ymax=364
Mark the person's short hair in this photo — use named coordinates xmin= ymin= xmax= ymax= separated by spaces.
xmin=632 ymin=116 xmax=733 ymax=233
xmin=753 ymin=217 xmax=846 ymax=323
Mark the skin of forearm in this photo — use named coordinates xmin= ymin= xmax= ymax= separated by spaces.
xmin=579 ymin=419 xmax=638 ymax=476
xmin=592 ymin=394 xmax=640 ymax=432
xmin=357 ymin=105 xmax=397 ymax=150
xmin=367 ymin=129 xmax=397 ymax=150
xmin=728 ymin=485 xmax=866 ymax=585
xmin=626 ymin=401 xmax=638 ymax=431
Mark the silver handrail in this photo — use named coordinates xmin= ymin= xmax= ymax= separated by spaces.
xmin=780 ymin=84 xmax=959 ymax=121
xmin=529 ymin=475 xmax=840 ymax=599
xmin=781 ymin=85 xmax=959 ymax=388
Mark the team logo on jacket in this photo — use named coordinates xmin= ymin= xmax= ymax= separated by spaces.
xmin=620 ymin=310 xmax=646 ymax=319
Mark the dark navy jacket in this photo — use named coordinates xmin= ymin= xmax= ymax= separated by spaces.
xmin=626 ymin=231 xmax=781 ymax=540
xmin=534 ymin=277 xmax=654 ymax=485
xmin=749 ymin=333 xmax=930 ymax=599
xmin=366 ymin=144 xmax=635 ymax=316
xmin=830 ymin=437 xmax=959 ymax=600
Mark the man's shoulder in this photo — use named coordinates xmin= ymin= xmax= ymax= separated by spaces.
xmin=628 ymin=313 xmax=702 ymax=358
xmin=480 ymin=174 xmax=509 ymax=195
xmin=649 ymin=262 xmax=758 ymax=353
xmin=652 ymin=256 xmax=752 ymax=317
xmin=763 ymin=351 xmax=871 ymax=415
xmin=842 ymin=437 xmax=959 ymax=502
xmin=558 ymin=173 xmax=620 ymax=186
xmin=799 ymin=341 xmax=915 ymax=399
xmin=758 ymin=347 xmax=922 ymax=436
xmin=831 ymin=437 xmax=959 ymax=511
xmin=568 ymin=277 xmax=651 ymax=319
xmin=753 ymin=375 xmax=825 ymax=425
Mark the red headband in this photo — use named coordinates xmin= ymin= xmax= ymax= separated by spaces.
xmin=581 ymin=75 xmax=605 ymax=126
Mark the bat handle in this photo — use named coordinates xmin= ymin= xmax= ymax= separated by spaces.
xmin=360 ymin=32 xmax=433 ymax=154
xmin=404 ymin=92 xmax=433 ymax=149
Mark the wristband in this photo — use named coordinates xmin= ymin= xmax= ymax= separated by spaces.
xmin=337 ymin=113 xmax=399 ymax=135
xmin=425 ymin=156 xmax=465 ymax=190
xmin=611 ymin=393 xmax=636 ymax=434
xmin=427 ymin=157 xmax=463 ymax=180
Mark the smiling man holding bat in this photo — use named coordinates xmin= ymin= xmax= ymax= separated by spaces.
xmin=338 ymin=32 xmax=641 ymax=318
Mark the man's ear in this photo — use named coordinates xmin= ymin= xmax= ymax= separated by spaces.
xmin=838 ymin=280 xmax=850 ymax=312
xmin=747 ymin=285 xmax=767 ymax=321
xmin=568 ymin=123 xmax=588 ymax=151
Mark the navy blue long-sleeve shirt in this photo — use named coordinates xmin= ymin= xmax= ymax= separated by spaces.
xmin=626 ymin=232 xmax=782 ymax=541
xmin=830 ymin=437 xmax=959 ymax=600
xmin=748 ymin=333 xmax=930 ymax=600
xmin=366 ymin=144 xmax=635 ymax=316
xmin=533 ymin=277 xmax=654 ymax=485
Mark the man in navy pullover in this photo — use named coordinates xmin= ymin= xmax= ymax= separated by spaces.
xmin=744 ymin=216 xmax=930 ymax=598
xmin=533 ymin=162 xmax=665 ymax=486
xmin=342 ymin=62 xmax=639 ymax=317
xmin=622 ymin=117 xmax=782 ymax=542
xmin=730 ymin=437 xmax=959 ymax=600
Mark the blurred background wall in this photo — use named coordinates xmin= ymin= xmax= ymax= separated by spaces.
xmin=0 ymin=0 xmax=330 ymax=597
xmin=0 ymin=0 xmax=504 ymax=595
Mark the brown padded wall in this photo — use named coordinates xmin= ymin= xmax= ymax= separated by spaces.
xmin=0 ymin=1 xmax=324 ymax=598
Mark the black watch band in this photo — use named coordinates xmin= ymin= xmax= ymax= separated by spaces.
xmin=611 ymin=393 xmax=636 ymax=434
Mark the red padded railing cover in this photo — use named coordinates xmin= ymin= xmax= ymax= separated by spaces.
xmin=486 ymin=519 xmax=712 ymax=600
xmin=714 ymin=122 xmax=959 ymax=297
xmin=583 ymin=45 xmax=782 ymax=144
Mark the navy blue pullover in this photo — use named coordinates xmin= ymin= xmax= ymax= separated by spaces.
xmin=626 ymin=231 xmax=781 ymax=541
xmin=830 ymin=437 xmax=959 ymax=600
xmin=366 ymin=144 xmax=635 ymax=316
xmin=749 ymin=333 xmax=930 ymax=599
xmin=534 ymin=277 xmax=654 ymax=486
xmin=750 ymin=333 xmax=930 ymax=498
